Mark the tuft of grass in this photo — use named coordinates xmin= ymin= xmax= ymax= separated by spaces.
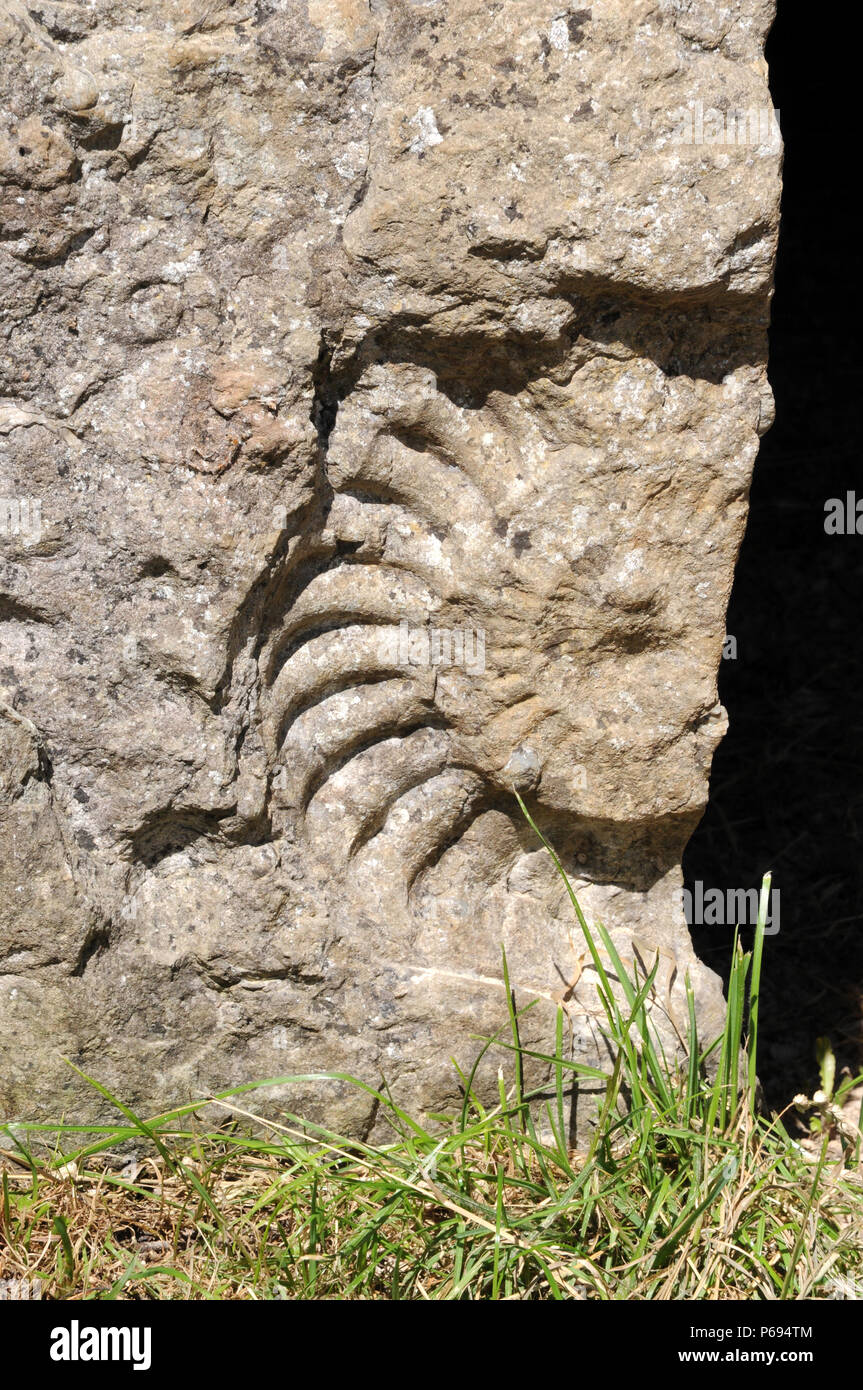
xmin=2 ymin=815 xmax=862 ymax=1300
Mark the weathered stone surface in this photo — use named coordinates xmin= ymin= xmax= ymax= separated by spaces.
xmin=0 ymin=0 xmax=780 ymax=1136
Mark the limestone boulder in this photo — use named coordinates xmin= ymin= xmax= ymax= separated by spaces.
xmin=0 ymin=0 xmax=780 ymax=1137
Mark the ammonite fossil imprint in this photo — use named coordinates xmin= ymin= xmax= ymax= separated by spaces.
xmin=257 ymin=348 xmax=736 ymax=912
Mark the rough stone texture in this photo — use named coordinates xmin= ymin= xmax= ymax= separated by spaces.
xmin=0 ymin=0 xmax=779 ymax=1138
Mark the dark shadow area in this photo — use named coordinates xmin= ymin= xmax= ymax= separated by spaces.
xmin=683 ymin=0 xmax=863 ymax=1113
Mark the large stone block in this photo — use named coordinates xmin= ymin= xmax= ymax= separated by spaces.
xmin=0 ymin=0 xmax=780 ymax=1137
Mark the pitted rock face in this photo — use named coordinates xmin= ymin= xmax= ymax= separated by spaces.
xmin=0 ymin=0 xmax=779 ymax=1135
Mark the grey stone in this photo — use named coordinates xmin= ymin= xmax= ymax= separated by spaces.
xmin=0 ymin=0 xmax=780 ymax=1138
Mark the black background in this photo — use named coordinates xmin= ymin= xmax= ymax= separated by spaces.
xmin=684 ymin=0 xmax=863 ymax=1113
